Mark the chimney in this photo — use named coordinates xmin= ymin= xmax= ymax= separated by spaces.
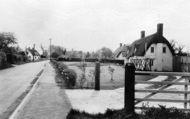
xmin=157 ymin=23 xmax=163 ymax=36
xmin=120 ymin=43 xmax=122 ymax=47
xmin=141 ymin=30 xmax=145 ymax=38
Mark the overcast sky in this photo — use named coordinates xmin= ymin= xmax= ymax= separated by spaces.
xmin=0 ymin=0 xmax=190 ymax=52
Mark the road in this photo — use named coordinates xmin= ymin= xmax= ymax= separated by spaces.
xmin=0 ymin=61 xmax=47 ymax=118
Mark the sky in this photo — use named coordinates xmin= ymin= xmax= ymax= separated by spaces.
xmin=0 ymin=0 xmax=190 ymax=52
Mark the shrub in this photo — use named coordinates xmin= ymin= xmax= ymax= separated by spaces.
xmin=57 ymin=62 xmax=68 ymax=73
xmin=0 ymin=51 xmax=7 ymax=68
xmin=61 ymin=69 xmax=77 ymax=88
xmin=57 ymin=55 xmax=69 ymax=61
xmin=51 ymin=60 xmax=77 ymax=88
xmin=51 ymin=52 xmax=60 ymax=59
xmin=67 ymin=105 xmax=190 ymax=119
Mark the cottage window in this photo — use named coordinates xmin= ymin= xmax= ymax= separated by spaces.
xmin=163 ymin=47 xmax=166 ymax=53
xmin=150 ymin=47 xmax=154 ymax=53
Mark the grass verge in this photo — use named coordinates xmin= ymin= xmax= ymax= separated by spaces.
xmin=67 ymin=105 xmax=190 ymax=119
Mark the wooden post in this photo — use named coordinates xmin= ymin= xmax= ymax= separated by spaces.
xmin=125 ymin=63 xmax=135 ymax=114
xmin=95 ymin=62 xmax=100 ymax=90
xmin=184 ymin=77 xmax=189 ymax=109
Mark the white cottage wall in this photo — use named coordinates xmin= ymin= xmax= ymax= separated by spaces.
xmin=145 ymin=43 xmax=173 ymax=71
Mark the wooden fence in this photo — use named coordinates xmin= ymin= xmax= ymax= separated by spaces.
xmin=94 ymin=62 xmax=190 ymax=114
xmin=126 ymin=63 xmax=190 ymax=114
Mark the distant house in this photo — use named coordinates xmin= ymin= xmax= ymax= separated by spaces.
xmin=114 ymin=43 xmax=129 ymax=63
xmin=114 ymin=23 xmax=175 ymax=71
xmin=26 ymin=48 xmax=40 ymax=61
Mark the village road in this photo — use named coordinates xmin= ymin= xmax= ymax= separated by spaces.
xmin=0 ymin=61 xmax=47 ymax=117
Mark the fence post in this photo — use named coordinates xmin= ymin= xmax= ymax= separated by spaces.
xmin=125 ymin=63 xmax=135 ymax=114
xmin=184 ymin=77 xmax=189 ymax=109
xmin=95 ymin=62 xmax=100 ymax=90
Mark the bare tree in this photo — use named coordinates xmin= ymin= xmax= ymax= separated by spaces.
xmin=169 ymin=40 xmax=187 ymax=56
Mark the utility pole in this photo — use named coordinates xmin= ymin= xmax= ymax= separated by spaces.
xmin=49 ymin=38 xmax=52 ymax=60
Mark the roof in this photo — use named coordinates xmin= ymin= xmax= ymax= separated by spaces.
xmin=114 ymin=33 xmax=175 ymax=59
xmin=28 ymin=49 xmax=40 ymax=56
xmin=114 ymin=45 xmax=129 ymax=58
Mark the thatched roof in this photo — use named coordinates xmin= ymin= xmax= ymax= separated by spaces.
xmin=28 ymin=48 xmax=40 ymax=56
xmin=114 ymin=33 xmax=175 ymax=59
xmin=126 ymin=33 xmax=175 ymax=58
xmin=114 ymin=45 xmax=129 ymax=58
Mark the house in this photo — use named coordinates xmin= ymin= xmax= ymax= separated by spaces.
xmin=26 ymin=48 xmax=41 ymax=61
xmin=114 ymin=23 xmax=175 ymax=71
xmin=114 ymin=43 xmax=129 ymax=63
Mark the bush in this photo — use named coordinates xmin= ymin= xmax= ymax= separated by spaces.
xmin=51 ymin=52 xmax=60 ymax=59
xmin=0 ymin=51 xmax=7 ymax=68
xmin=57 ymin=62 xmax=68 ymax=72
xmin=57 ymin=55 xmax=70 ymax=61
xmin=67 ymin=105 xmax=190 ymax=119
xmin=51 ymin=60 xmax=77 ymax=88
xmin=61 ymin=69 xmax=77 ymax=88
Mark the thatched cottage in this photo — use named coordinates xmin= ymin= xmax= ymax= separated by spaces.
xmin=114 ymin=23 xmax=175 ymax=71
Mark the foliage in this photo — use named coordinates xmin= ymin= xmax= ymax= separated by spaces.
xmin=57 ymin=62 xmax=68 ymax=73
xmin=67 ymin=109 xmax=137 ymax=119
xmin=0 ymin=32 xmax=17 ymax=53
xmin=50 ymin=45 xmax=66 ymax=56
xmin=86 ymin=52 xmax=90 ymax=58
xmin=51 ymin=60 xmax=77 ymax=88
xmin=57 ymin=55 xmax=69 ymax=61
xmin=40 ymin=45 xmax=48 ymax=58
xmin=78 ymin=61 xmax=87 ymax=88
xmin=170 ymin=40 xmax=188 ymax=56
xmin=96 ymin=47 xmax=113 ymax=59
xmin=0 ymin=51 xmax=7 ymax=68
xmin=141 ymin=105 xmax=190 ymax=119
xmin=62 ymin=69 xmax=77 ymax=88
xmin=87 ymin=69 xmax=95 ymax=88
xmin=67 ymin=105 xmax=190 ymax=119
xmin=51 ymin=52 xmax=60 ymax=59
xmin=89 ymin=51 xmax=98 ymax=59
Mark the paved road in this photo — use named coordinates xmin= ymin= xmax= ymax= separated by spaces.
xmin=0 ymin=61 xmax=47 ymax=117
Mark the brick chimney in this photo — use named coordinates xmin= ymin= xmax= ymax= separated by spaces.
xmin=120 ymin=43 xmax=122 ymax=47
xmin=157 ymin=23 xmax=163 ymax=36
xmin=141 ymin=30 xmax=145 ymax=38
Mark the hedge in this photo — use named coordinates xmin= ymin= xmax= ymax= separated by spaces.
xmin=0 ymin=51 xmax=7 ymax=69
xmin=57 ymin=58 xmax=124 ymax=65
xmin=51 ymin=60 xmax=77 ymax=88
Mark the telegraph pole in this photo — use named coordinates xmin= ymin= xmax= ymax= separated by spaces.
xmin=49 ymin=38 xmax=52 ymax=60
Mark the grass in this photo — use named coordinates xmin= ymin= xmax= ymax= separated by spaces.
xmin=65 ymin=62 xmax=155 ymax=89
xmin=67 ymin=105 xmax=190 ymax=119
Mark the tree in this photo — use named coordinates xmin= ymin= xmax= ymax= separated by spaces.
xmin=86 ymin=52 xmax=90 ymax=58
xmin=91 ymin=51 xmax=99 ymax=59
xmin=41 ymin=45 xmax=48 ymax=58
xmin=50 ymin=45 xmax=66 ymax=56
xmin=96 ymin=47 xmax=113 ymax=59
xmin=0 ymin=32 xmax=17 ymax=53
xmin=169 ymin=40 xmax=187 ymax=56
xmin=51 ymin=52 xmax=59 ymax=59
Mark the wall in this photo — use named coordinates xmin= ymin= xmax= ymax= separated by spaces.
xmin=173 ymin=56 xmax=190 ymax=72
xmin=145 ymin=43 xmax=173 ymax=71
